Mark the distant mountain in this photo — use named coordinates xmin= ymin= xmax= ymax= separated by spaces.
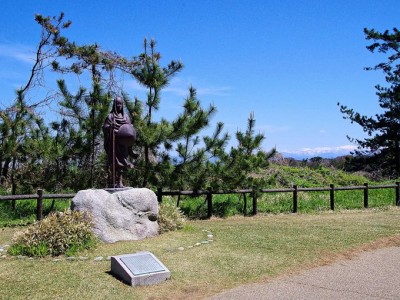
xmin=280 ymin=145 xmax=356 ymax=160
xmin=280 ymin=152 xmax=349 ymax=160
xmin=270 ymin=153 xmax=351 ymax=170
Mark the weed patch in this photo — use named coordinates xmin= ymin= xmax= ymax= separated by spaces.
xmin=8 ymin=210 xmax=98 ymax=257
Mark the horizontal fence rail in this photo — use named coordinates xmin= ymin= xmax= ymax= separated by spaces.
xmin=0 ymin=191 xmax=75 ymax=221
xmin=1 ymin=183 xmax=399 ymax=221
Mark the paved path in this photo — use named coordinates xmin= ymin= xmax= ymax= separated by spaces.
xmin=209 ymin=247 xmax=400 ymax=300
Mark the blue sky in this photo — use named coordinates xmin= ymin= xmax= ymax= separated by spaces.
xmin=0 ymin=0 xmax=399 ymax=158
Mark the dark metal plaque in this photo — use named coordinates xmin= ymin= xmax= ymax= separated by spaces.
xmin=121 ymin=253 xmax=166 ymax=275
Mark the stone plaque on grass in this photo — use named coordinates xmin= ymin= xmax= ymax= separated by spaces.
xmin=111 ymin=251 xmax=171 ymax=286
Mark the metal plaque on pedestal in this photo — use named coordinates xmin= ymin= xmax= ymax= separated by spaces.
xmin=111 ymin=251 xmax=171 ymax=286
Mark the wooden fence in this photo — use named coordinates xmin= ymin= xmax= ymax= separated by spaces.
xmin=0 ymin=191 xmax=75 ymax=221
xmin=1 ymin=183 xmax=400 ymax=221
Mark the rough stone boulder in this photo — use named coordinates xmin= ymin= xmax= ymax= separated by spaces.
xmin=71 ymin=188 xmax=158 ymax=243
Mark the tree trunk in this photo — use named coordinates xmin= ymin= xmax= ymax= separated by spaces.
xmin=142 ymin=145 xmax=149 ymax=187
xmin=2 ymin=157 xmax=10 ymax=181
xmin=0 ymin=155 xmax=3 ymax=185
xmin=11 ymin=156 xmax=16 ymax=209
xmin=395 ymin=137 xmax=400 ymax=176
xmin=243 ymin=193 xmax=247 ymax=216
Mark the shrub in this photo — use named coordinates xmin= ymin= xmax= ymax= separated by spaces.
xmin=158 ymin=197 xmax=185 ymax=233
xmin=8 ymin=210 xmax=98 ymax=257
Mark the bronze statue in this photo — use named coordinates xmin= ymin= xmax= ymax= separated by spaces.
xmin=103 ymin=96 xmax=137 ymax=188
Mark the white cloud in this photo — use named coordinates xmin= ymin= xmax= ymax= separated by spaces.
xmin=125 ymin=79 xmax=147 ymax=93
xmin=169 ymin=77 xmax=232 ymax=96
xmin=125 ymin=76 xmax=232 ymax=98
xmin=256 ymin=124 xmax=291 ymax=133
xmin=164 ymin=86 xmax=189 ymax=97
xmin=196 ymin=86 xmax=232 ymax=97
xmin=283 ymin=145 xmax=357 ymax=157
xmin=0 ymin=43 xmax=35 ymax=64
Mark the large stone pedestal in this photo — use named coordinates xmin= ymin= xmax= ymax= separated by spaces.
xmin=71 ymin=188 xmax=158 ymax=243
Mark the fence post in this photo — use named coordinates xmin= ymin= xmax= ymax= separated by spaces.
xmin=207 ymin=188 xmax=213 ymax=219
xmin=396 ymin=182 xmax=400 ymax=206
xmin=243 ymin=193 xmax=248 ymax=216
xmin=330 ymin=184 xmax=335 ymax=211
xmin=37 ymin=189 xmax=43 ymax=221
xmin=157 ymin=187 xmax=162 ymax=203
xmin=252 ymin=187 xmax=257 ymax=216
xmin=364 ymin=183 xmax=369 ymax=208
xmin=292 ymin=185 xmax=298 ymax=213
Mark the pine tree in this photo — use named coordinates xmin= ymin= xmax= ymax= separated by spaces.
xmin=339 ymin=27 xmax=400 ymax=176
xmin=217 ymin=113 xmax=276 ymax=190
xmin=0 ymin=91 xmax=49 ymax=194
xmin=168 ymin=87 xmax=229 ymax=190
xmin=1 ymin=13 xmax=72 ymax=191
xmin=55 ymin=80 xmax=111 ymax=189
xmin=129 ymin=38 xmax=183 ymax=187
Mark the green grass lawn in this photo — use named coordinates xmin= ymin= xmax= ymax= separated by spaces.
xmin=1 ymin=208 xmax=400 ymax=299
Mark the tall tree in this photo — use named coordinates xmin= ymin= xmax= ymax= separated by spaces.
xmin=55 ymin=80 xmax=111 ymax=189
xmin=339 ymin=27 xmax=400 ymax=176
xmin=0 ymin=13 xmax=72 ymax=190
xmin=216 ymin=112 xmax=276 ymax=190
xmin=129 ymin=38 xmax=183 ymax=187
xmin=167 ymin=87 xmax=229 ymax=191
xmin=0 ymin=91 xmax=47 ymax=194
xmin=34 ymin=13 xmax=136 ymax=189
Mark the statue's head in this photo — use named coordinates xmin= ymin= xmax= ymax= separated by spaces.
xmin=112 ymin=96 xmax=124 ymax=114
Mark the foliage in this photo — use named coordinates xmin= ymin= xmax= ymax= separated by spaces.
xmin=0 ymin=92 xmax=45 ymax=193
xmin=8 ymin=210 xmax=97 ymax=257
xmin=265 ymin=165 xmax=370 ymax=188
xmin=0 ymin=14 xmax=73 ymax=193
xmin=125 ymin=40 xmax=229 ymax=190
xmin=51 ymin=80 xmax=111 ymax=189
xmin=157 ymin=197 xmax=185 ymax=233
xmin=166 ymin=88 xmax=229 ymax=190
xmin=126 ymin=38 xmax=183 ymax=187
xmin=339 ymin=27 xmax=400 ymax=176
xmin=210 ymin=113 xmax=276 ymax=190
